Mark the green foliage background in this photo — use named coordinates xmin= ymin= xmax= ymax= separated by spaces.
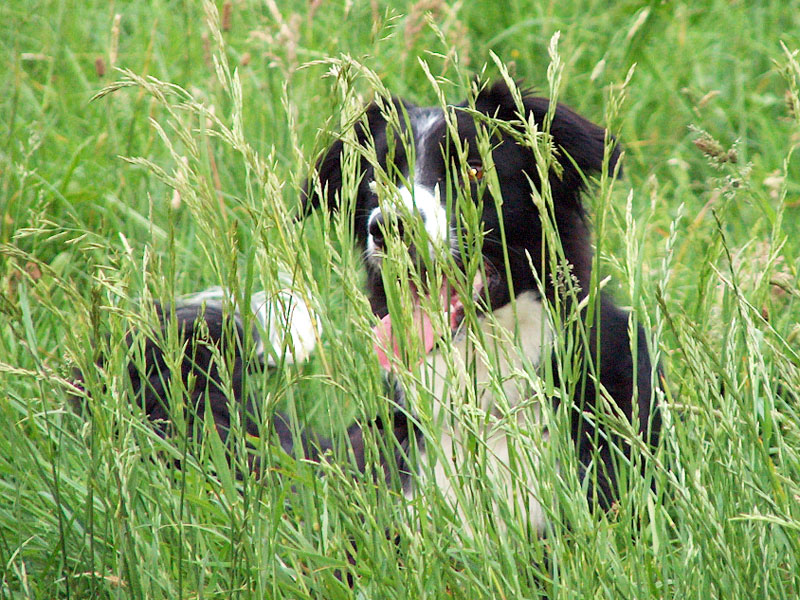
xmin=2 ymin=1 xmax=800 ymax=598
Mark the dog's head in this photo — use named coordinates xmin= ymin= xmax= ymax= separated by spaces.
xmin=302 ymin=80 xmax=620 ymax=320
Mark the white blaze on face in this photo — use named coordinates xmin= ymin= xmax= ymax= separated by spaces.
xmin=366 ymin=181 xmax=449 ymax=256
xmin=366 ymin=108 xmax=450 ymax=259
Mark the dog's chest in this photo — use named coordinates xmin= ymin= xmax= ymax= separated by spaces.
xmin=425 ymin=291 xmax=549 ymax=410
xmin=417 ymin=291 xmax=552 ymax=532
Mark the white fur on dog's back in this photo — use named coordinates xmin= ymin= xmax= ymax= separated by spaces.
xmin=415 ymin=291 xmax=553 ymax=533
xmin=177 ymin=285 xmax=320 ymax=366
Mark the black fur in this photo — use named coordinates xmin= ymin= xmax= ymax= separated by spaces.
xmin=76 ymin=79 xmax=659 ymax=525
xmin=75 ymin=299 xmax=417 ymax=487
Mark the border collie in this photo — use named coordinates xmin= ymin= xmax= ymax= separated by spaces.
xmin=78 ymin=79 xmax=659 ymax=536
xmin=303 ymin=79 xmax=661 ymax=530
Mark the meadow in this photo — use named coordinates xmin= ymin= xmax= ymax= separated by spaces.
xmin=2 ymin=0 xmax=800 ymax=597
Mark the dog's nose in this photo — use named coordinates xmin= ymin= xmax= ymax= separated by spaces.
xmin=368 ymin=211 xmax=404 ymax=250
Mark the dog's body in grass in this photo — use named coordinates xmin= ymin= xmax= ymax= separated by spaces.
xmin=75 ymin=287 xmax=418 ymax=486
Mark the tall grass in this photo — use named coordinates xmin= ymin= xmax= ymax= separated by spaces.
xmin=2 ymin=0 xmax=800 ymax=598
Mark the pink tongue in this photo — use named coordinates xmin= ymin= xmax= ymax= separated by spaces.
xmin=372 ymin=287 xmax=463 ymax=370
xmin=373 ymin=306 xmax=436 ymax=370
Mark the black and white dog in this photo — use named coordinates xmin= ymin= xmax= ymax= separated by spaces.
xmin=80 ymin=79 xmax=659 ymax=535
xmin=303 ymin=79 xmax=661 ymax=529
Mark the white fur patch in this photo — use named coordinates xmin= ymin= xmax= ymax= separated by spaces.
xmin=411 ymin=109 xmax=443 ymax=182
xmin=178 ymin=285 xmax=320 ymax=367
xmin=366 ymin=183 xmax=449 ymax=254
xmin=407 ymin=184 xmax=448 ymax=244
xmin=413 ymin=291 xmax=553 ymax=534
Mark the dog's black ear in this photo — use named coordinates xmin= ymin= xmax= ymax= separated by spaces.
xmin=300 ymin=99 xmax=404 ymax=216
xmin=301 ymin=96 xmax=421 ymax=217
xmin=475 ymin=79 xmax=621 ymax=184
xmin=301 ymin=136 xmax=346 ymax=215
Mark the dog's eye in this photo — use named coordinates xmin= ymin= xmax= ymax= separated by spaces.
xmin=467 ymin=161 xmax=484 ymax=182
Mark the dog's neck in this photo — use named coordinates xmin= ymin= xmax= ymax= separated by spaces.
xmin=424 ymin=290 xmax=551 ymax=415
xmin=413 ymin=290 xmax=553 ymax=534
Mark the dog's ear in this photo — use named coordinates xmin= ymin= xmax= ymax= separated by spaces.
xmin=301 ymin=98 xmax=411 ymax=216
xmin=300 ymin=101 xmax=384 ymax=216
xmin=300 ymin=136 xmax=346 ymax=215
xmin=475 ymin=79 xmax=621 ymax=184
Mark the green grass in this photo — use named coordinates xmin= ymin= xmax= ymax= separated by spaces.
xmin=2 ymin=0 xmax=800 ymax=598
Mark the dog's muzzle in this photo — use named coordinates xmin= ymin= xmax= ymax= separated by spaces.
xmin=365 ymin=182 xmax=449 ymax=259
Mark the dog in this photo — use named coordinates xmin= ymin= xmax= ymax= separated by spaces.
xmin=302 ymin=79 xmax=661 ymax=531
xmin=76 ymin=79 xmax=659 ymax=538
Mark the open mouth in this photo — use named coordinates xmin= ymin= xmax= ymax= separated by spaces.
xmin=372 ymin=259 xmax=501 ymax=369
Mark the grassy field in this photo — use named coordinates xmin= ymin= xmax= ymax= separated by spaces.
xmin=2 ymin=0 xmax=800 ymax=598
